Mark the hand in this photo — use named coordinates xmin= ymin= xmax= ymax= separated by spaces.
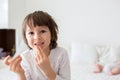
xmin=34 ymin=46 xmax=51 ymax=71
xmin=34 ymin=46 xmax=56 ymax=79
xmin=4 ymin=55 xmax=24 ymax=74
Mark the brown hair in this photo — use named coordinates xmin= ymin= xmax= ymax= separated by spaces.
xmin=22 ymin=11 xmax=58 ymax=49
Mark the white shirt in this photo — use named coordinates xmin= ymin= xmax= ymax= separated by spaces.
xmin=20 ymin=47 xmax=71 ymax=80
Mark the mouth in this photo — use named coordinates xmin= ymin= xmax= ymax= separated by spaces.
xmin=34 ymin=42 xmax=44 ymax=47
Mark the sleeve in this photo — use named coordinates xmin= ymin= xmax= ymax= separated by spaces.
xmin=20 ymin=53 xmax=32 ymax=80
xmin=55 ymin=50 xmax=71 ymax=80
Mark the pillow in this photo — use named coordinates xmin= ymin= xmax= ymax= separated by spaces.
xmin=110 ymin=46 xmax=120 ymax=62
xmin=98 ymin=45 xmax=112 ymax=65
xmin=97 ymin=45 xmax=120 ymax=65
xmin=70 ymin=42 xmax=98 ymax=65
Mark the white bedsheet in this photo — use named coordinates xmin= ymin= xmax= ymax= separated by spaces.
xmin=0 ymin=60 xmax=17 ymax=80
xmin=0 ymin=68 xmax=17 ymax=80
xmin=1 ymin=62 xmax=120 ymax=80
xmin=71 ymin=63 xmax=120 ymax=80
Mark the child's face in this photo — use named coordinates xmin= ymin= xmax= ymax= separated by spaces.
xmin=25 ymin=25 xmax=51 ymax=51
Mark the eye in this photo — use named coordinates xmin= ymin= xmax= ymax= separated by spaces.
xmin=28 ymin=32 xmax=34 ymax=35
xmin=40 ymin=30 xmax=46 ymax=33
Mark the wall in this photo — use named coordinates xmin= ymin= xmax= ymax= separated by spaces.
xmin=63 ymin=0 xmax=120 ymax=45
xmin=8 ymin=0 xmax=120 ymax=52
xmin=0 ymin=0 xmax=8 ymax=28
xmin=8 ymin=0 xmax=26 ymax=52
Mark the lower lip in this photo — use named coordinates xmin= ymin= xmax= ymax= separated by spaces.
xmin=35 ymin=43 xmax=44 ymax=47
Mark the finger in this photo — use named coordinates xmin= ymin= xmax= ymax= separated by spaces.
xmin=34 ymin=46 xmax=41 ymax=55
xmin=36 ymin=50 xmax=42 ymax=62
xmin=36 ymin=46 xmax=42 ymax=54
xmin=32 ymin=46 xmax=41 ymax=64
xmin=9 ymin=55 xmax=21 ymax=70
xmin=34 ymin=46 xmax=44 ymax=65
xmin=11 ymin=55 xmax=21 ymax=63
xmin=4 ymin=55 xmax=11 ymax=65
xmin=12 ymin=57 xmax=22 ymax=72
xmin=36 ymin=46 xmax=43 ymax=58
xmin=35 ymin=56 xmax=39 ymax=64
xmin=38 ymin=46 xmax=46 ymax=57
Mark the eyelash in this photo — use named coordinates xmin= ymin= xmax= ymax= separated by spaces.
xmin=28 ymin=30 xmax=46 ymax=35
xmin=41 ymin=30 xmax=46 ymax=33
xmin=28 ymin=32 xmax=34 ymax=35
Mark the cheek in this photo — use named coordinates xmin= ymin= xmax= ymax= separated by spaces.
xmin=26 ymin=35 xmax=32 ymax=41
xmin=48 ymin=35 xmax=51 ymax=44
xmin=26 ymin=36 xmax=32 ymax=44
xmin=44 ymin=32 xmax=51 ymax=40
xmin=49 ymin=35 xmax=51 ymax=42
xmin=44 ymin=34 xmax=51 ymax=44
xmin=26 ymin=35 xmax=29 ymax=42
xmin=47 ymin=33 xmax=51 ymax=41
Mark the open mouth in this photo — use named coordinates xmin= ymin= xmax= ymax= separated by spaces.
xmin=34 ymin=42 xmax=44 ymax=47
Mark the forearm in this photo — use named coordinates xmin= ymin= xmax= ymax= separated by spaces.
xmin=45 ymin=68 xmax=56 ymax=80
xmin=17 ymin=73 xmax=26 ymax=80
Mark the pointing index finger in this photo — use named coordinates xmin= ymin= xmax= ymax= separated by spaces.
xmin=38 ymin=46 xmax=46 ymax=57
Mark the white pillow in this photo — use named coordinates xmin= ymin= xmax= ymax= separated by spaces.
xmin=70 ymin=42 xmax=98 ymax=65
xmin=98 ymin=45 xmax=112 ymax=65
xmin=97 ymin=45 xmax=120 ymax=65
xmin=110 ymin=46 xmax=120 ymax=62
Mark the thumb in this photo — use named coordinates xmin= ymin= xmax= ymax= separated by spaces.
xmin=4 ymin=55 xmax=11 ymax=65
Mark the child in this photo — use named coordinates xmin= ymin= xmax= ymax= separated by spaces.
xmin=4 ymin=11 xmax=71 ymax=80
xmin=93 ymin=61 xmax=120 ymax=75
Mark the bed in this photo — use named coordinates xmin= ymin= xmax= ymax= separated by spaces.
xmin=0 ymin=60 xmax=17 ymax=80
xmin=70 ymin=42 xmax=120 ymax=80
xmin=1 ymin=42 xmax=120 ymax=80
xmin=1 ymin=61 xmax=120 ymax=80
xmin=71 ymin=62 xmax=120 ymax=80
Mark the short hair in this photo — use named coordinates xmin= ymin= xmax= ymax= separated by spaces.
xmin=22 ymin=11 xmax=58 ymax=49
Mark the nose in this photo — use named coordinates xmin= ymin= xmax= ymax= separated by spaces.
xmin=34 ymin=33 xmax=41 ymax=40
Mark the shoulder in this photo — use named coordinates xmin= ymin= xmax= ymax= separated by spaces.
xmin=52 ymin=47 xmax=70 ymax=65
xmin=50 ymin=46 xmax=69 ymax=58
xmin=53 ymin=46 xmax=67 ymax=52
xmin=51 ymin=46 xmax=67 ymax=54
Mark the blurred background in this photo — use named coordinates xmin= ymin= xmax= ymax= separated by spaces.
xmin=0 ymin=0 xmax=120 ymax=53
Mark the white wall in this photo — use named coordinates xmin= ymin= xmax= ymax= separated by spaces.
xmin=0 ymin=0 xmax=8 ymax=28
xmin=8 ymin=0 xmax=120 ymax=52
xmin=8 ymin=0 xmax=26 ymax=52
xmin=59 ymin=0 xmax=120 ymax=46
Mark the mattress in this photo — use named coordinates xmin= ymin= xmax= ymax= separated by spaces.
xmin=0 ymin=60 xmax=17 ymax=80
xmin=71 ymin=63 xmax=120 ymax=80
xmin=1 ymin=62 xmax=120 ymax=80
xmin=0 ymin=68 xmax=17 ymax=80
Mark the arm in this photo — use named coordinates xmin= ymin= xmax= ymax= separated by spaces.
xmin=55 ymin=51 xmax=71 ymax=80
xmin=34 ymin=46 xmax=56 ymax=80
xmin=4 ymin=55 xmax=26 ymax=80
xmin=17 ymin=73 xmax=26 ymax=80
xmin=40 ymin=50 xmax=71 ymax=80
xmin=34 ymin=46 xmax=70 ymax=80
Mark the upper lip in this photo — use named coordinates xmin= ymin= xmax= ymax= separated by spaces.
xmin=34 ymin=42 xmax=44 ymax=46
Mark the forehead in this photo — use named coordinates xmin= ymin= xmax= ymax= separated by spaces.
xmin=26 ymin=25 xmax=49 ymax=30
